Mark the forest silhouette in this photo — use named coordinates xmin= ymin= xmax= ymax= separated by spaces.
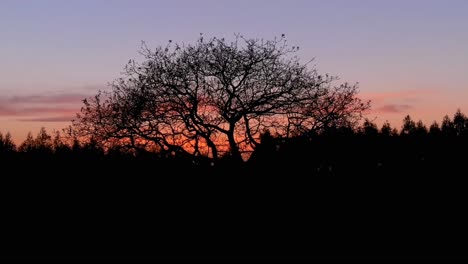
xmin=2 ymin=111 xmax=468 ymax=261
xmin=2 ymin=35 xmax=468 ymax=261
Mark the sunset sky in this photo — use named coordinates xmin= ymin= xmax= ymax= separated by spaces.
xmin=1 ymin=0 xmax=468 ymax=143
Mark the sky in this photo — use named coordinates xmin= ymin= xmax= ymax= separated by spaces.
xmin=1 ymin=0 xmax=468 ymax=143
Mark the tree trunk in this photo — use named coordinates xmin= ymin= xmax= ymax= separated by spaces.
xmin=227 ymin=126 xmax=244 ymax=164
xmin=206 ymin=138 xmax=218 ymax=160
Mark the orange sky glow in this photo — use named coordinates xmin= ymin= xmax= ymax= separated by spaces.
xmin=1 ymin=0 xmax=468 ymax=144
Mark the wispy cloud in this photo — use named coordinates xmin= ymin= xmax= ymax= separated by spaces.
xmin=6 ymin=94 xmax=87 ymax=104
xmin=18 ymin=116 xmax=76 ymax=122
xmin=0 ymin=105 xmax=79 ymax=116
xmin=361 ymin=89 xmax=437 ymax=116
xmin=375 ymin=104 xmax=413 ymax=113
xmin=361 ymin=89 xmax=436 ymax=104
xmin=0 ymin=92 xmax=90 ymax=122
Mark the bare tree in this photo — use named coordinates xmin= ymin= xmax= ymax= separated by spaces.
xmin=72 ymin=34 xmax=369 ymax=163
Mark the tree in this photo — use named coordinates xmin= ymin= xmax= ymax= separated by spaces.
xmin=401 ymin=115 xmax=416 ymax=136
xmin=18 ymin=128 xmax=53 ymax=154
xmin=415 ymin=120 xmax=428 ymax=136
xmin=441 ymin=115 xmax=455 ymax=136
xmin=52 ymin=130 xmax=72 ymax=155
xmin=429 ymin=121 xmax=441 ymax=135
xmin=72 ymin=34 xmax=370 ymax=163
xmin=35 ymin=127 xmax=52 ymax=151
xmin=18 ymin=132 xmax=35 ymax=152
xmin=0 ymin=132 xmax=16 ymax=153
xmin=453 ymin=109 xmax=467 ymax=136
xmin=380 ymin=121 xmax=397 ymax=136
xmin=361 ymin=119 xmax=378 ymax=136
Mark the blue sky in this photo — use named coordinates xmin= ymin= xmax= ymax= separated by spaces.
xmin=1 ymin=0 xmax=468 ymax=142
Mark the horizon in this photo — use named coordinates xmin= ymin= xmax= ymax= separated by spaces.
xmin=1 ymin=0 xmax=468 ymax=143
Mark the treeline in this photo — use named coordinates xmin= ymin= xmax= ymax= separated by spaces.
xmin=2 ymin=109 xmax=468 ymax=174
xmin=252 ymin=109 xmax=468 ymax=177
xmin=2 ymin=110 xmax=468 ymax=260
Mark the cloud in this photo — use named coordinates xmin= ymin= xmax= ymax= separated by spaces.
xmin=375 ymin=104 xmax=413 ymax=113
xmin=0 ymin=106 xmax=79 ymax=116
xmin=3 ymin=93 xmax=88 ymax=105
xmin=360 ymin=89 xmax=436 ymax=104
xmin=360 ymin=89 xmax=436 ymax=115
xmin=0 ymin=92 xmax=91 ymax=122
xmin=18 ymin=116 xmax=76 ymax=122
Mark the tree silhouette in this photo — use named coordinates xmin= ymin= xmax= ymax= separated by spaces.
xmin=429 ymin=121 xmax=441 ymax=135
xmin=4 ymin=109 xmax=468 ymax=260
xmin=441 ymin=115 xmax=455 ymax=136
xmin=72 ymin=34 xmax=370 ymax=162
xmin=401 ymin=115 xmax=416 ymax=135
xmin=453 ymin=109 xmax=467 ymax=136
xmin=361 ymin=118 xmax=378 ymax=136
xmin=0 ymin=132 xmax=16 ymax=153
xmin=380 ymin=121 xmax=397 ymax=136
xmin=34 ymin=127 xmax=53 ymax=152
xmin=415 ymin=120 xmax=428 ymax=136
xmin=17 ymin=128 xmax=55 ymax=155
xmin=18 ymin=132 xmax=35 ymax=152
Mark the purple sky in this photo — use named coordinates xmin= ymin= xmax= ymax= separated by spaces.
xmin=1 ymin=0 xmax=468 ymax=142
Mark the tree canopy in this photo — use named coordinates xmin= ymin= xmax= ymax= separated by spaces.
xmin=72 ymin=34 xmax=370 ymax=162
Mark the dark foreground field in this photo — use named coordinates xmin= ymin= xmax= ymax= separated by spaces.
xmin=2 ymin=157 xmax=468 ymax=262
